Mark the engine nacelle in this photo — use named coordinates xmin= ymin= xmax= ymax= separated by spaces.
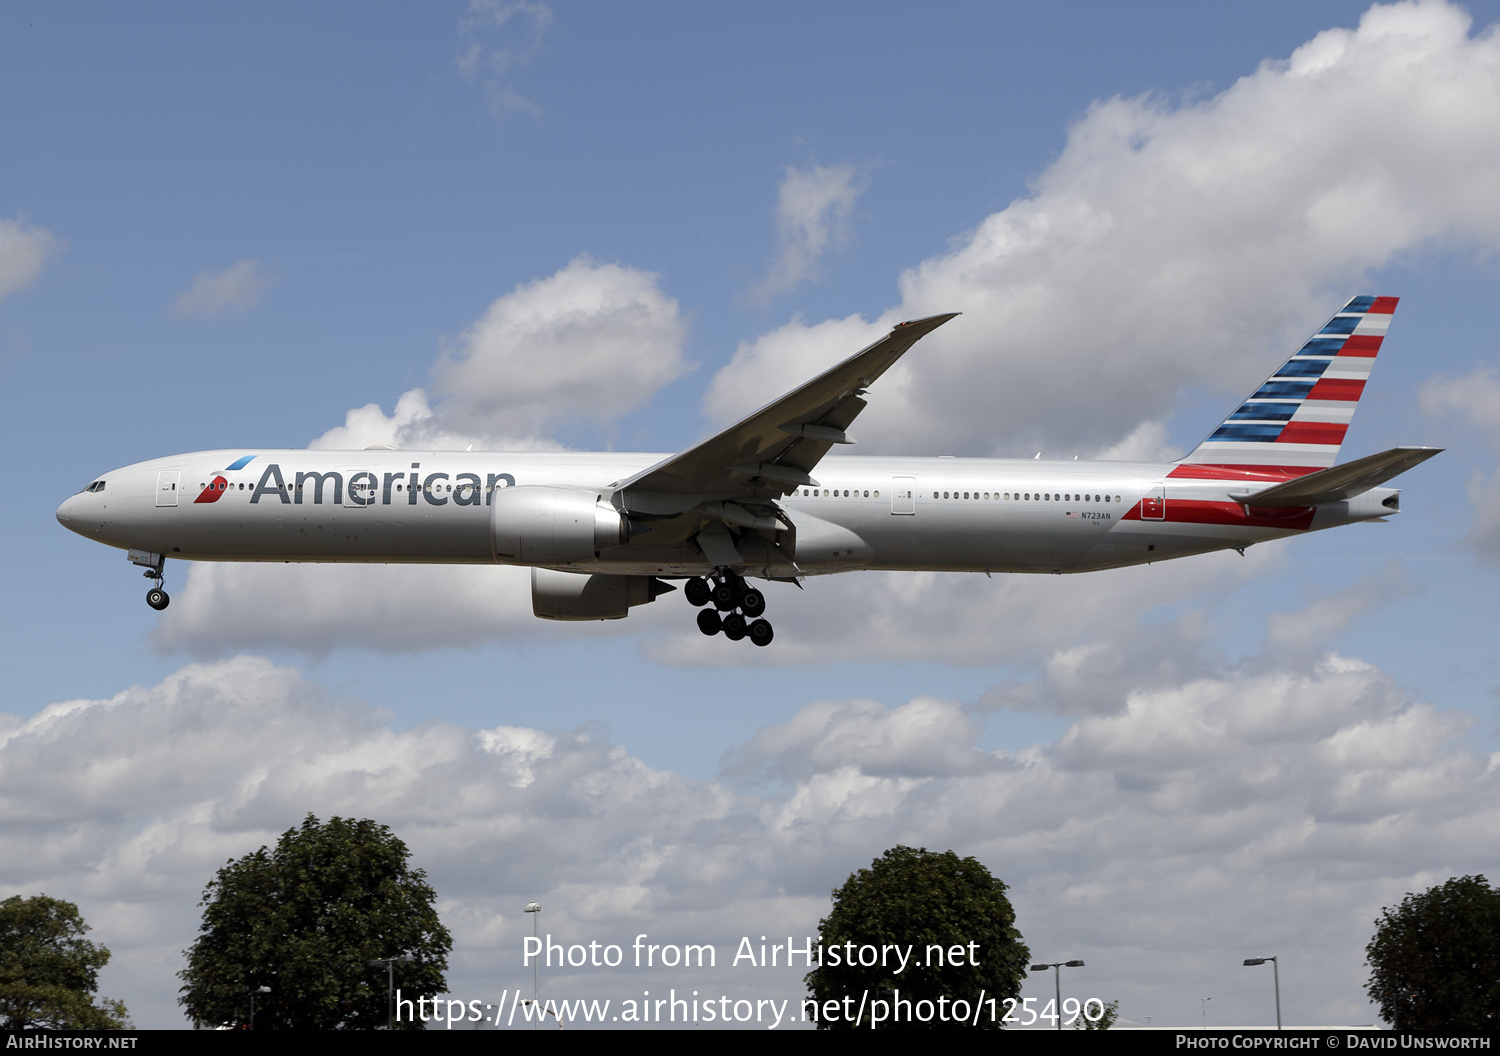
xmin=531 ymin=568 xmax=675 ymax=621
xmin=491 ymin=485 xmax=628 ymax=565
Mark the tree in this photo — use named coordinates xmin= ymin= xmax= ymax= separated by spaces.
xmin=804 ymin=846 xmax=1030 ymax=1030
xmin=1365 ymin=874 xmax=1500 ymax=1031
xmin=178 ymin=814 xmax=452 ymax=1029
xmin=1073 ymin=998 xmax=1119 ymax=1030
xmin=0 ymin=895 xmax=131 ymax=1029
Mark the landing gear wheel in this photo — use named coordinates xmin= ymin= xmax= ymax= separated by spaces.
xmin=696 ymin=609 xmax=722 ymax=636
xmin=722 ymin=613 xmax=748 ymax=641
xmin=684 ymin=578 xmax=712 ymax=607
xmin=146 ymin=588 xmax=170 ymax=611
xmin=712 ymin=579 xmax=739 ymax=611
xmin=749 ymin=619 xmax=774 ymax=647
xmin=740 ymin=588 xmax=766 ymax=618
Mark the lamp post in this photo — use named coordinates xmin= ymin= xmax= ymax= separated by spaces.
xmin=1029 ymin=960 xmax=1085 ymax=1029
xmin=525 ymin=902 xmax=541 ymax=1031
xmin=1243 ymin=956 xmax=1281 ymax=1029
xmin=1201 ymin=996 xmax=1212 ymax=1027
xmin=368 ymin=954 xmax=414 ymax=1029
xmin=248 ymin=986 xmax=270 ymax=1030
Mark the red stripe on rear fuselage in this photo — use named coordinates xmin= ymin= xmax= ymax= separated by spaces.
xmin=1121 ymin=498 xmax=1315 ymax=531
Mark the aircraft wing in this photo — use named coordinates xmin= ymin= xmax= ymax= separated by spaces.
xmin=612 ymin=313 xmax=958 ymax=515
xmin=1231 ymin=446 xmax=1443 ymax=506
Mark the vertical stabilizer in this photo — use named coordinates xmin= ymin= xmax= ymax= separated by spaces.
xmin=1172 ymin=296 xmax=1397 ymax=482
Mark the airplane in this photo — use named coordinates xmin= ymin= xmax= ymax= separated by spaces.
xmin=56 ymin=295 xmax=1439 ymax=647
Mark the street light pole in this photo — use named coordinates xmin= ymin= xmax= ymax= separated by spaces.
xmin=1243 ymin=956 xmax=1281 ymax=1029
xmin=368 ymin=954 xmax=414 ymax=1029
xmin=248 ymin=986 xmax=270 ymax=1030
xmin=1029 ymin=960 xmax=1085 ymax=1029
xmin=525 ymin=902 xmax=542 ymax=1031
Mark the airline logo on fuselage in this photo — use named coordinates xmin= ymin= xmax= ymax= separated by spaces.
xmin=224 ymin=462 xmax=517 ymax=507
xmin=195 ymin=456 xmax=258 ymax=504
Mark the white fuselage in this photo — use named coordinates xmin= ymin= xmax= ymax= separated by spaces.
xmin=55 ymin=449 xmax=1394 ymax=578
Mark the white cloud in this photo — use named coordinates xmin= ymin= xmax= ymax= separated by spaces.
xmin=647 ymin=544 xmax=1277 ymax=668
xmin=1420 ymin=366 xmax=1500 ymax=446
xmin=4 ymin=639 xmax=1495 ymax=1028
xmin=1264 ymin=563 xmax=1415 ymax=652
xmin=1094 ymin=420 xmax=1183 ymax=463
xmin=308 ymin=388 xmax=567 ymax=454
xmin=308 ymin=255 xmax=690 ymax=452
xmin=1420 ymin=368 xmax=1500 ymax=560
xmin=709 ymin=0 xmax=1500 ymax=459
xmin=169 ymin=259 xmax=278 ymax=319
xmin=457 ymin=0 xmax=552 ymax=119
xmin=431 ymin=255 xmax=690 ymax=439
xmin=724 ymin=696 xmax=1000 ymax=782
xmin=748 ymin=164 xmax=869 ymax=304
xmin=1460 ymin=467 xmax=1500 ymax=564
xmin=154 ymin=524 xmax=1272 ymax=662
xmin=0 ymin=216 xmax=62 ymax=302
xmin=152 ymin=564 xmax=537 ymax=655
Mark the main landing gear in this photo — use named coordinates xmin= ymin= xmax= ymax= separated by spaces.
xmin=686 ymin=573 xmax=773 ymax=646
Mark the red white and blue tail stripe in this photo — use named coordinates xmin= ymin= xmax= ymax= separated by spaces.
xmin=1172 ymin=295 xmax=1397 ymax=482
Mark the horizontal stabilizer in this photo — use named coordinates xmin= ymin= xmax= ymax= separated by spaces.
xmin=1231 ymin=446 xmax=1442 ymax=506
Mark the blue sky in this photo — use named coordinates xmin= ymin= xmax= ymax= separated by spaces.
xmin=4 ymin=0 xmax=1500 ymax=1030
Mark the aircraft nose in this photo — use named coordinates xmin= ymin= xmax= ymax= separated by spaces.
xmin=56 ymin=495 xmax=76 ymax=529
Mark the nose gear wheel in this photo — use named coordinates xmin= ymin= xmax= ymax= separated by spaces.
xmin=142 ymin=561 xmax=170 ymax=610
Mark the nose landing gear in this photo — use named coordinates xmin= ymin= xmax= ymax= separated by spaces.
xmin=130 ymin=550 xmax=170 ymax=610
xmin=687 ymin=572 xmax=773 ymax=646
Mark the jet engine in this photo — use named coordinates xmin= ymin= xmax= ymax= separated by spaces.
xmin=491 ymin=485 xmax=629 ymax=565
xmin=531 ymin=567 xmax=676 ymax=620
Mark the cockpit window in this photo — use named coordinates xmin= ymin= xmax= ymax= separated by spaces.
xmin=79 ymin=480 xmax=106 ymax=494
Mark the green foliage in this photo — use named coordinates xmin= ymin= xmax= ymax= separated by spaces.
xmin=1073 ymin=998 xmax=1119 ymax=1030
xmin=1365 ymin=874 xmax=1500 ymax=1031
xmin=804 ymin=846 xmax=1030 ymax=1030
xmin=0 ymin=895 xmax=131 ymax=1030
xmin=178 ymin=814 xmax=452 ymax=1030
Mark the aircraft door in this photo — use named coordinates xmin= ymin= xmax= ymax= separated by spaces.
xmin=156 ymin=471 xmax=180 ymax=507
xmin=891 ymin=476 xmax=916 ymax=515
xmin=1141 ymin=481 xmax=1165 ymax=520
